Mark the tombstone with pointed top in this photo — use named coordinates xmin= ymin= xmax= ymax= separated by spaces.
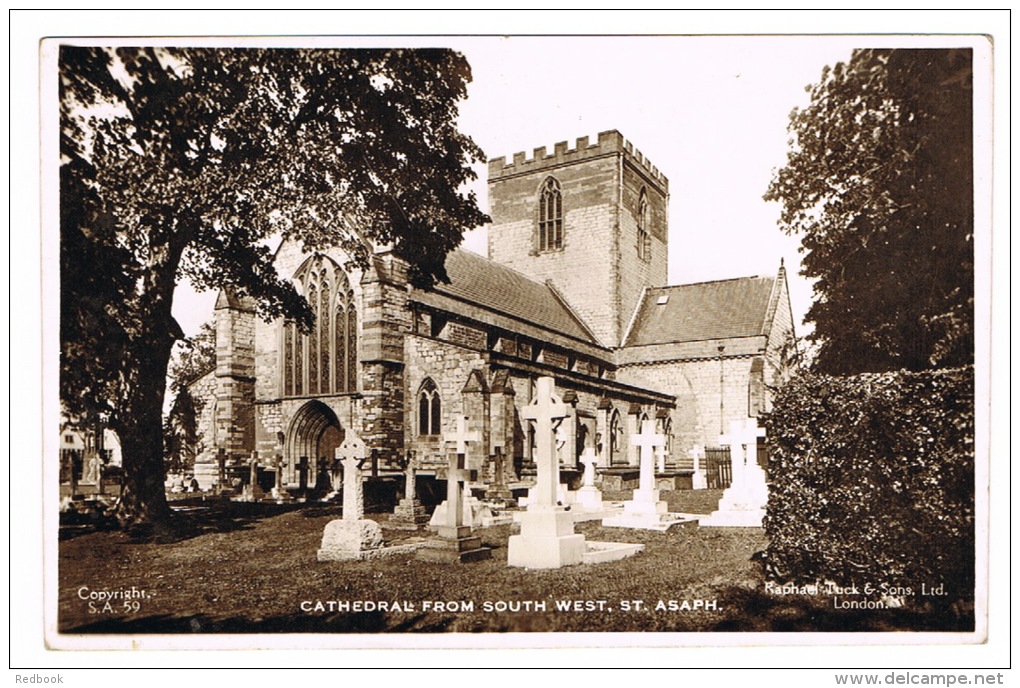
xmin=700 ymin=418 xmax=768 ymax=527
xmin=507 ymin=378 xmax=587 ymax=569
xmin=317 ymin=432 xmax=386 ymax=560
xmin=575 ymin=447 xmax=604 ymax=512
xmin=419 ymin=416 xmax=492 ymax=562
xmin=689 ymin=444 xmax=708 ymax=490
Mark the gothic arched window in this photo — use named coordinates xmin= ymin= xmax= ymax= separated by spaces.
xmin=609 ymin=409 xmax=623 ymax=465
xmin=637 ymin=187 xmax=651 ymax=261
xmin=538 ymin=177 xmax=563 ymax=252
xmin=281 ymin=255 xmax=358 ymax=397
xmin=417 ymin=378 xmax=442 ymax=436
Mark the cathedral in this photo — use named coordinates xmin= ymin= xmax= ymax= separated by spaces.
xmin=190 ymin=130 xmax=795 ymax=494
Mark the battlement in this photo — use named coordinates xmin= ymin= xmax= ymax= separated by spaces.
xmin=488 ymin=130 xmax=668 ymax=190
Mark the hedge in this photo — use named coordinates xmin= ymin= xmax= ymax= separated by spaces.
xmin=762 ymin=367 xmax=975 ymax=601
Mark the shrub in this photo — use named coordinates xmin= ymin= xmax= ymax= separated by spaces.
xmin=763 ymin=367 xmax=974 ymax=602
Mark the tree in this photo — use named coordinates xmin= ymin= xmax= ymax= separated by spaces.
xmin=60 ymin=47 xmax=489 ymax=531
xmin=163 ymin=321 xmax=216 ymax=475
xmin=765 ymin=49 xmax=973 ymax=374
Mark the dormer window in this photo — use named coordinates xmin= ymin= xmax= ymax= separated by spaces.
xmin=538 ymin=177 xmax=563 ymax=252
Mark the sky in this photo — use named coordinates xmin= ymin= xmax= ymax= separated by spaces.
xmin=167 ymin=35 xmax=864 ymax=340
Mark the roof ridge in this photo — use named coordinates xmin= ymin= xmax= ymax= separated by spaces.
xmin=544 ymin=279 xmax=604 ymax=346
xmin=655 ymin=274 xmax=770 ymax=290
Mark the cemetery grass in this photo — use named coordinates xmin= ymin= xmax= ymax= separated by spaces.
xmin=58 ymin=490 xmax=968 ymax=635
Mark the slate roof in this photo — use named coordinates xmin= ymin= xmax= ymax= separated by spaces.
xmin=420 ymin=249 xmax=598 ymax=344
xmin=623 ymin=276 xmax=776 ymax=347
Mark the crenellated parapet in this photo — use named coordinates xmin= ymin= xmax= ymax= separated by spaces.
xmin=488 ymin=129 xmax=668 ymax=193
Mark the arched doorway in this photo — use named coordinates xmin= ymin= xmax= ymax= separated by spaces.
xmin=285 ymin=400 xmax=343 ymax=491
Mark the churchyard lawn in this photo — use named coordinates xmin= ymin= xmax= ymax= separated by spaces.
xmin=58 ymin=489 xmax=968 ymax=635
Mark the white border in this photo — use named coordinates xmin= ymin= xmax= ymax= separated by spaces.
xmin=13 ymin=9 xmax=1010 ymax=673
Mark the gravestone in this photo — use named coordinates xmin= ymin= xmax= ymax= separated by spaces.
xmin=602 ymin=420 xmax=668 ymax=527
xmin=296 ymin=456 xmax=310 ymax=499
xmin=655 ymin=444 xmax=668 ymax=474
xmin=317 ymin=432 xmax=386 ymax=560
xmin=700 ymin=419 xmax=768 ymax=527
xmin=574 ymin=447 xmax=604 ymax=511
xmin=689 ymin=444 xmax=708 ymax=490
xmin=419 ymin=417 xmax=492 ymax=562
xmin=391 ymin=453 xmax=429 ymax=528
xmin=243 ymin=452 xmax=263 ymax=501
xmin=484 ymin=446 xmax=514 ymax=502
xmin=270 ymin=454 xmax=293 ymax=501
xmin=216 ymin=448 xmax=228 ymax=492
xmin=507 ymin=377 xmax=587 ymax=569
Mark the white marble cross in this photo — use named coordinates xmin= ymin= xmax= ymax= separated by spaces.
xmin=631 ymin=420 xmax=665 ymax=495
xmin=442 ymin=416 xmax=481 ymax=528
xmin=654 ymin=444 xmax=668 ymax=473
xmin=688 ymin=444 xmax=704 ymax=473
xmin=336 ymin=431 xmax=367 ymax=521
xmin=719 ymin=418 xmax=766 ymax=483
xmin=522 ymin=377 xmax=569 ymax=508
xmin=580 ymin=447 xmax=599 ymax=489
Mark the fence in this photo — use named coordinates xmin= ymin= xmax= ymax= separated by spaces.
xmin=703 ymin=444 xmax=769 ymax=489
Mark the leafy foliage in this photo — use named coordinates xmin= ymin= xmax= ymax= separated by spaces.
xmin=765 ymin=49 xmax=973 ymax=373
xmin=763 ymin=368 xmax=975 ymax=603
xmin=163 ymin=321 xmax=215 ymax=474
xmin=59 ymin=47 xmax=488 ymax=527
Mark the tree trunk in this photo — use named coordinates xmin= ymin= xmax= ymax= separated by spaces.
xmin=109 ymin=269 xmax=182 ymax=534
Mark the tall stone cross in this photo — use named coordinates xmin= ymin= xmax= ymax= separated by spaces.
xmin=297 ymin=456 xmax=310 ymax=494
xmin=248 ymin=451 xmax=259 ymax=487
xmin=522 ymin=377 xmax=569 ymax=508
xmin=336 ymin=431 xmax=367 ymax=521
xmin=442 ymin=415 xmax=481 ymax=528
xmin=580 ymin=447 xmax=599 ymax=489
xmin=272 ymin=454 xmax=285 ymax=492
xmin=631 ymin=420 xmax=665 ymax=496
xmin=404 ymin=451 xmax=418 ymax=502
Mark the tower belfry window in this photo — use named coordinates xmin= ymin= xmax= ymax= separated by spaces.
xmin=637 ymin=188 xmax=651 ymax=261
xmin=538 ymin=177 xmax=563 ymax=252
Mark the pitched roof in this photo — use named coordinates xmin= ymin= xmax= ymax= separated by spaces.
xmin=623 ymin=276 xmax=776 ymax=347
xmin=420 ymin=249 xmax=598 ymax=344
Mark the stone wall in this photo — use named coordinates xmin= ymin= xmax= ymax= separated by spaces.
xmin=617 ymin=340 xmax=767 ymax=468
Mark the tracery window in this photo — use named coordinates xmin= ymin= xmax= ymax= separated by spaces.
xmin=538 ymin=177 xmax=563 ymax=251
xmin=417 ymin=378 xmax=442 ymax=436
xmin=281 ymin=255 xmax=358 ymax=396
xmin=637 ymin=187 xmax=652 ymax=261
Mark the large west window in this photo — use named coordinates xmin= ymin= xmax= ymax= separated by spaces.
xmin=282 ymin=255 xmax=358 ymax=396
xmin=538 ymin=176 xmax=563 ymax=251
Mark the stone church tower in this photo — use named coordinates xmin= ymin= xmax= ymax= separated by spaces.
xmin=487 ymin=130 xmax=669 ymax=347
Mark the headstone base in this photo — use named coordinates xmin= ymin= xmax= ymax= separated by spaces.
xmin=428 ymin=496 xmax=493 ymax=530
xmin=390 ymin=498 xmax=430 ymax=529
xmin=691 ymin=470 xmax=708 ymax=490
xmin=602 ymin=511 xmax=698 ymax=531
xmin=507 ymin=508 xmax=586 ymax=569
xmin=699 ymin=469 xmax=768 ymax=527
xmin=698 ymin=508 xmax=766 ymax=528
xmin=317 ymin=519 xmax=385 ymax=561
xmin=575 ymin=487 xmax=604 ymax=512
xmin=417 ymin=526 xmax=493 ymax=563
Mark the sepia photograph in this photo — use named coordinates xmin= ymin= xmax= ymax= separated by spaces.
xmin=13 ymin=9 xmax=1007 ymax=678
